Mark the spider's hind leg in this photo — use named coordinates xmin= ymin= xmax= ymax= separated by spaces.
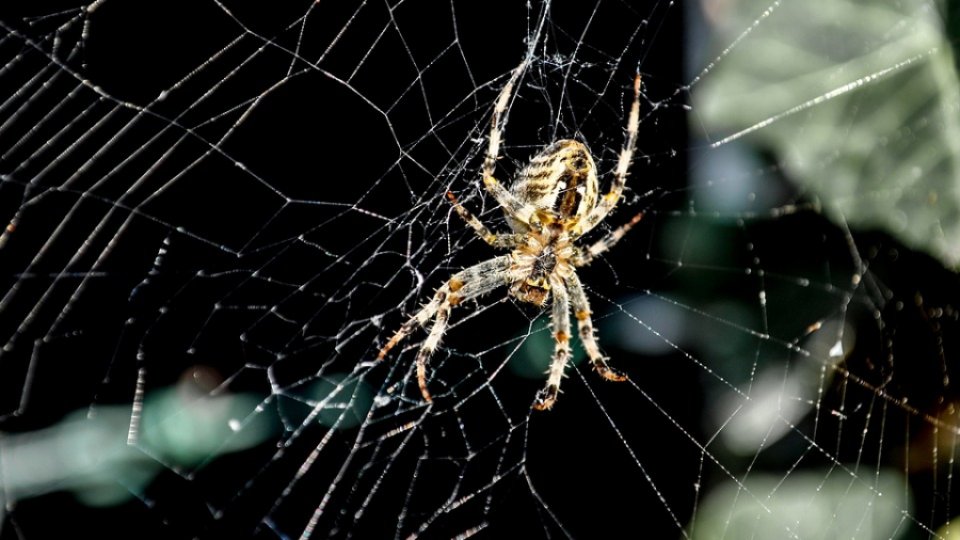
xmin=480 ymin=60 xmax=537 ymax=227
xmin=577 ymin=74 xmax=642 ymax=237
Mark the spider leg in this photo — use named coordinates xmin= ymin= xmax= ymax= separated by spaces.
xmin=573 ymin=211 xmax=644 ymax=267
xmin=482 ymin=60 xmax=536 ymax=226
xmin=446 ymin=191 xmax=522 ymax=249
xmin=567 ymin=271 xmax=627 ymax=383
xmin=377 ymin=255 xmax=517 ymax=403
xmin=378 ymin=255 xmax=514 ymax=360
xmin=416 ymin=302 xmax=450 ymax=403
xmin=534 ymin=274 xmax=572 ymax=411
xmin=416 ymin=258 xmax=523 ymax=402
xmin=576 ymin=74 xmax=642 ymax=237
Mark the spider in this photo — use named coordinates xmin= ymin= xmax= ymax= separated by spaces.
xmin=378 ymin=61 xmax=644 ymax=410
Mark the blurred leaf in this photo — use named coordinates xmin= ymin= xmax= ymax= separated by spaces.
xmin=689 ymin=469 xmax=910 ymax=539
xmin=694 ymin=0 xmax=960 ymax=267
xmin=0 ymin=382 xmax=270 ymax=508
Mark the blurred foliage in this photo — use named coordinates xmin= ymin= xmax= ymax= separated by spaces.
xmin=689 ymin=469 xmax=909 ymax=539
xmin=694 ymin=0 xmax=960 ymax=268
xmin=1 ymin=378 xmax=268 ymax=507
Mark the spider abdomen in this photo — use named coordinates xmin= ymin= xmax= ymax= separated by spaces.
xmin=506 ymin=139 xmax=599 ymax=230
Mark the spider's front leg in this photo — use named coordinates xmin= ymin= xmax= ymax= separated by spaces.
xmin=378 ymin=255 xmax=517 ymax=403
xmin=567 ymin=272 xmax=626 ymax=383
xmin=534 ymin=274 xmax=573 ymax=411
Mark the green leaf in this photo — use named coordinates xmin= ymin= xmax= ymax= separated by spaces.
xmin=693 ymin=0 xmax=960 ymax=266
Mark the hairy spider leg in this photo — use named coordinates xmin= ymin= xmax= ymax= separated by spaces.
xmin=416 ymin=304 xmax=450 ymax=403
xmin=377 ymin=255 xmax=520 ymax=403
xmin=577 ymin=74 xmax=642 ymax=237
xmin=377 ymin=255 xmax=513 ymax=360
xmin=481 ymin=61 xmax=536 ymax=227
xmin=446 ymin=191 xmax=522 ymax=249
xmin=534 ymin=273 xmax=573 ymax=410
xmin=415 ymin=258 xmax=526 ymax=402
xmin=573 ymin=211 xmax=644 ymax=267
xmin=567 ymin=272 xmax=626 ymax=383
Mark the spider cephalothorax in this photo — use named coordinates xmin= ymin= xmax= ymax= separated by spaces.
xmin=378 ymin=61 xmax=643 ymax=410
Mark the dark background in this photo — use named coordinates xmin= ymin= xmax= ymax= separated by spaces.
xmin=1 ymin=1 xmax=958 ymax=539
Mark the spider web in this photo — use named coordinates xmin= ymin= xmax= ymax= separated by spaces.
xmin=0 ymin=0 xmax=956 ymax=538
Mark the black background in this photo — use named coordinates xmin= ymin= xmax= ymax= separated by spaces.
xmin=1 ymin=1 xmax=958 ymax=539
